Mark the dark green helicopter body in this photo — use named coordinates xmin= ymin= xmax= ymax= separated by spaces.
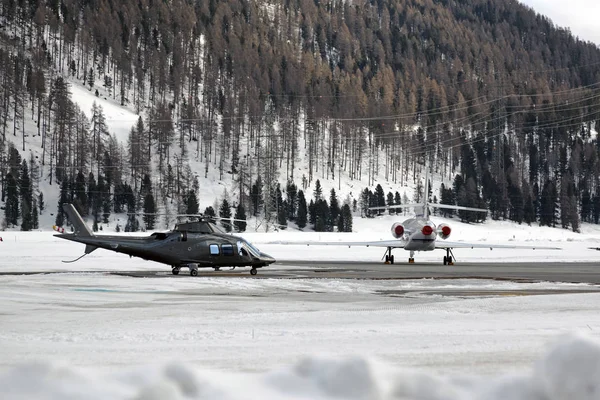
xmin=55 ymin=204 xmax=275 ymax=276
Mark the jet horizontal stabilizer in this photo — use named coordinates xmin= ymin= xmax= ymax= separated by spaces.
xmin=369 ymin=202 xmax=488 ymax=213
xmin=369 ymin=203 xmax=424 ymax=211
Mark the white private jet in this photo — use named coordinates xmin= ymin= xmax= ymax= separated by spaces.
xmin=274 ymin=163 xmax=561 ymax=265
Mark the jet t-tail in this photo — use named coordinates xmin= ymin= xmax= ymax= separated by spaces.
xmin=54 ymin=203 xmax=276 ymax=276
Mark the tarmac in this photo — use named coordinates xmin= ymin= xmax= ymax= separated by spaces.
xmin=4 ymin=260 xmax=598 ymax=297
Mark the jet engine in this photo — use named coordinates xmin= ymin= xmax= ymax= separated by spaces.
xmin=391 ymin=222 xmax=405 ymax=238
xmin=437 ymin=223 xmax=451 ymax=239
xmin=421 ymin=225 xmax=434 ymax=236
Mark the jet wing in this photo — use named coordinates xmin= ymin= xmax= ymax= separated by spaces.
xmin=434 ymin=241 xmax=561 ymax=250
xmin=267 ymin=239 xmax=407 ymax=249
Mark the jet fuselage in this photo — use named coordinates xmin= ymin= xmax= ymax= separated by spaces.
xmin=398 ymin=216 xmax=437 ymax=251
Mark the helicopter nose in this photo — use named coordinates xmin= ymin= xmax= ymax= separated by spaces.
xmin=259 ymin=252 xmax=276 ymax=265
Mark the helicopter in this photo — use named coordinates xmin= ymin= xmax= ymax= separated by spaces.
xmin=54 ymin=203 xmax=276 ymax=276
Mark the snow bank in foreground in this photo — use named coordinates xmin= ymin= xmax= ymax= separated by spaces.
xmin=1 ymin=332 xmax=599 ymax=400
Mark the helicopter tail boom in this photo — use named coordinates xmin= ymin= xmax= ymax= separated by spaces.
xmin=62 ymin=203 xmax=95 ymax=237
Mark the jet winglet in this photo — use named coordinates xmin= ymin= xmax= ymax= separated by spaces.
xmin=62 ymin=203 xmax=94 ymax=237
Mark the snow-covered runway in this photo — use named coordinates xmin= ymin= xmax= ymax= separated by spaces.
xmin=2 ymin=228 xmax=600 ymax=399
xmin=1 ymin=272 xmax=600 ymax=399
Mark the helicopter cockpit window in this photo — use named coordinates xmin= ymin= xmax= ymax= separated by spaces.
xmin=237 ymin=241 xmax=249 ymax=257
xmin=242 ymin=240 xmax=262 ymax=258
xmin=209 ymin=244 xmax=220 ymax=255
xmin=222 ymin=244 xmax=234 ymax=256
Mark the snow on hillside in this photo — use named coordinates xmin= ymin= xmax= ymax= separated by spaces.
xmin=1 ymin=71 xmax=594 ymax=250
xmin=5 ymin=74 xmax=424 ymax=230
xmin=69 ymin=82 xmax=139 ymax=143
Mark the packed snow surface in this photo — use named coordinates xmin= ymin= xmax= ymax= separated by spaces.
xmin=1 ymin=334 xmax=600 ymax=400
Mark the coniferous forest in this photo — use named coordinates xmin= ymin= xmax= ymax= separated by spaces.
xmin=2 ymin=0 xmax=600 ymax=232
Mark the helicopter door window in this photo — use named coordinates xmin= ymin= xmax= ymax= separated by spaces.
xmin=209 ymin=244 xmax=220 ymax=255
xmin=221 ymin=244 xmax=234 ymax=256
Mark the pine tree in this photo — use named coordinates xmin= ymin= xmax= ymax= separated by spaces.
xmin=386 ymin=191 xmax=395 ymax=215
xmin=251 ymin=176 xmax=263 ymax=216
xmin=581 ymin=187 xmax=592 ymax=223
xmin=55 ymin=178 xmax=70 ymax=227
xmin=593 ymin=193 xmax=600 ymax=224
xmin=341 ymin=204 xmax=353 ymax=232
xmin=308 ymin=199 xmax=316 ymax=227
xmin=19 ymin=160 xmax=33 ymax=231
xmin=329 ymin=188 xmax=340 ymax=227
xmin=38 ymin=192 xmax=44 ymax=214
xmin=186 ymin=190 xmax=199 ymax=214
xmin=20 ymin=201 xmax=32 ymax=231
xmin=296 ymin=190 xmax=307 ymax=229
xmin=98 ymin=175 xmax=111 ymax=224
xmin=337 ymin=214 xmax=345 ymax=232
xmin=273 ymin=184 xmax=286 ymax=228
xmin=234 ymin=203 xmax=247 ymax=232
xmin=219 ymin=198 xmax=232 ymax=232
xmin=143 ymin=193 xmax=156 ymax=230
xmin=523 ymin=179 xmax=536 ymax=225
xmin=394 ymin=191 xmax=401 ymax=207
xmin=49 ymin=77 xmax=74 ymax=184
xmin=374 ymin=184 xmax=385 ymax=214
xmin=286 ymin=181 xmax=298 ymax=220
xmin=277 ymin=202 xmax=287 ymax=229
xmin=203 ymin=206 xmax=216 ymax=223
xmin=31 ymin=199 xmax=39 ymax=230
xmin=413 ymin=179 xmax=424 ymax=203
xmin=124 ymin=185 xmax=136 ymax=214
xmin=89 ymin=173 xmax=101 ymax=225
xmin=360 ymin=188 xmax=371 ymax=217
xmin=5 ymin=173 xmax=19 ymax=226
xmin=313 ymin=179 xmax=323 ymax=201
xmin=87 ymin=67 xmax=95 ymax=90
xmin=368 ymin=190 xmax=376 ymax=214
xmin=8 ymin=144 xmax=22 ymax=179
xmin=125 ymin=213 xmax=140 ymax=232
xmin=113 ymin=183 xmax=125 ymax=213
xmin=140 ymin=174 xmax=152 ymax=198
xmin=539 ymin=180 xmax=557 ymax=227
xmin=508 ymin=182 xmax=524 ymax=224
xmin=427 ymin=179 xmax=433 ymax=203
xmin=439 ymin=183 xmax=454 ymax=218
xmin=74 ymin=171 xmax=88 ymax=216
xmin=122 ymin=186 xmax=138 ymax=232
xmin=452 ymin=175 xmax=464 ymax=201
xmin=318 ymin=199 xmax=331 ymax=232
